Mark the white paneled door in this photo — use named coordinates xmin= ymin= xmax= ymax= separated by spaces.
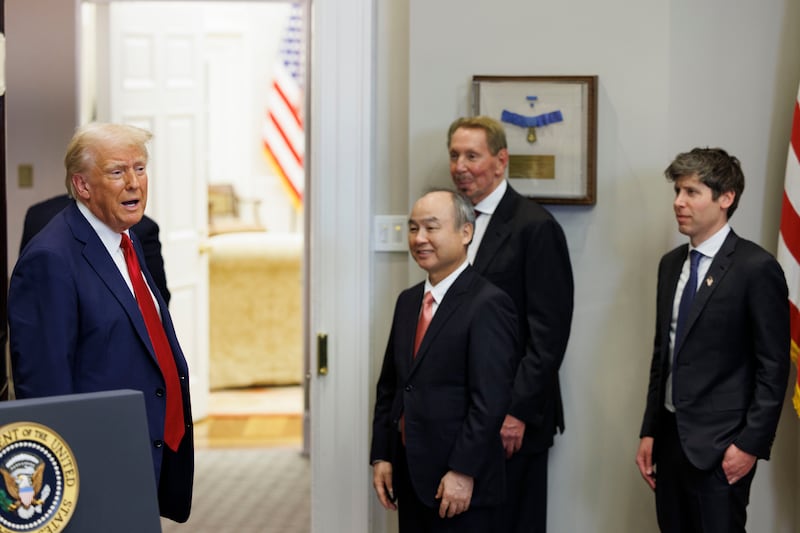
xmin=97 ymin=2 xmax=211 ymax=419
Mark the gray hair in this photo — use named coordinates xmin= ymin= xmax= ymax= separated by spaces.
xmin=424 ymin=187 xmax=476 ymax=229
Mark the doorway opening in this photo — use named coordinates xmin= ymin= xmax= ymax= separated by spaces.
xmin=79 ymin=2 xmax=310 ymax=530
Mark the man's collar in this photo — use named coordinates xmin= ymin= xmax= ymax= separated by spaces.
xmin=425 ymin=259 xmax=470 ymax=303
xmin=76 ymin=201 xmax=131 ymax=254
xmin=473 ymin=180 xmax=507 ymax=215
xmin=691 ymin=223 xmax=730 ymax=258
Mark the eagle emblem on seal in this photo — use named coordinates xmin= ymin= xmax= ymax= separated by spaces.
xmin=0 ymin=458 xmax=51 ymax=519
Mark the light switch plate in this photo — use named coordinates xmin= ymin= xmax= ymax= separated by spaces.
xmin=18 ymin=164 xmax=33 ymax=188
xmin=374 ymin=215 xmax=407 ymax=252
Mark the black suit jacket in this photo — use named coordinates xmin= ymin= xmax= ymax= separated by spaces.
xmin=20 ymin=194 xmax=171 ymax=305
xmin=370 ymin=266 xmax=518 ymax=508
xmin=640 ymin=230 xmax=790 ymax=470
xmin=472 ymin=185 xmax=574 ymax=452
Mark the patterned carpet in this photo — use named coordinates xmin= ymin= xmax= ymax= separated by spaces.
xmin=161 ymin=447 xmax=310 ymax=532
xmin=161 ymin=387 xmax=309 ymax=532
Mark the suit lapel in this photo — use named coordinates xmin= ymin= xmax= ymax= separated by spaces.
xmin=472 ymin=188 xmax=516 ymax=272
xmin=398 ymin=284 xmax=424 ymax=377
xmin=65 ymin=204 xmax=158 ymax=362
xmin=660 ymin=246 xmax=686 ymax=360
xmin=409 ymin=268 xmax=474 ymax=375
xmin=679 ymin=231 xmax=737 ymax=349
xmin=662 ymin=246 xmax=686 ymax=321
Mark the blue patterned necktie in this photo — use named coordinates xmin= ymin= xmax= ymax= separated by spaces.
xmin=675 ymin=249 xmax=702 ymax=352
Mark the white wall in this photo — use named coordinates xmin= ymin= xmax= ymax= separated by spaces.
xmin=370 ymin=0 xmax=412 ymax=530
xmin=406 ymin=0 xmax=800 ymax=531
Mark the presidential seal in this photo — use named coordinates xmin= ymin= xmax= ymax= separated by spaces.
xmin=0 ymin=422 xmax=79 ymax=532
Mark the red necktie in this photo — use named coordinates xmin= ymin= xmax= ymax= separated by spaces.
xmin=120 ymin=233 xmax=185 ymax=451
xmin=413 ymin=291 xmax=434 ymax=357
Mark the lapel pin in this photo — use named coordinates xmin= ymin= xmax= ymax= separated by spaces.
xmin=705 ymin=276 xmax=713 ymax=287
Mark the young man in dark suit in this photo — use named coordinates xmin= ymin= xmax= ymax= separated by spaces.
xmin=636 ymin=147 xmax=790 ymax=532
xmin=448 ymin=116 xmax=574 ymax=533
xmin=9 ymin=123 xmax=193 ymax=522
xmin=371 ymin=189 xmax=518 ymax=532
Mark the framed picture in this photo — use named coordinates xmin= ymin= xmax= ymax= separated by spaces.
xmin=472 ymin=75 xmax=597 ymax=205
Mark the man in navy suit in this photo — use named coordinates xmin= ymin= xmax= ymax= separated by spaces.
xmin=8 ymin=123 xmax=193 ymax=522
xmin=636 ymin=147 xmax=789 ymax=532
xmin=371 ymin=189 xmax=518 ymax=532
xmin=448 ymin=116 xmax=574 ymax=533
xmin=20 ymin=194 xmax=171 ymax=305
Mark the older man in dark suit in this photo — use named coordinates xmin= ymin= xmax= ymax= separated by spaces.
xmin=636 ymin=147 xmax=789 ymax=532
xmin=9 ymin=123 xmax=193 ymax=522
xmin=371 ymin=189 xmax=518 ymax=532
xmin=448 ymin=116 xmax=574 ymax=533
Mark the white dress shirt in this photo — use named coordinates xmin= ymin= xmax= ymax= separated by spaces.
xmin=468 ymin=180 xmax=507 ymax=264
xmin=76 ymin=202 xmax=162 ymax=315
xmin=422 ymin=259 xmax=470 ymax=317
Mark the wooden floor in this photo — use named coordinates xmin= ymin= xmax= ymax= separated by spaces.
xmin=196 ymin=386 xmax=304 ymax=448
xmin=194 ymin=413 xmax=303 ymax=448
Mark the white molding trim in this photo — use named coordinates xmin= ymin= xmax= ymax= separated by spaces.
xmin=308 ymin=0 xmax=374 ymax=531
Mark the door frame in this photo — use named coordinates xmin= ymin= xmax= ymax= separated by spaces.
xmin=305 ymin=0 xmax=376 ymax=533
xmin=307 ymin=0 xmax=374 ymax=530
xmin=83 ymin=0 xmax=377 ymax=530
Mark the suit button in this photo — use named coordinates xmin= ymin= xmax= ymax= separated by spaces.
xmin=404 ymin=385 xmax=413 ymax=392
xmin=155 ymin=388 xmax=165 ymax=397
xmin=154 ymin=440 xmax=164 ymax=448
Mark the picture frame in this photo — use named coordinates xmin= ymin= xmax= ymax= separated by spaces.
xmin=472 ymin=75 xmax=598 ymax=205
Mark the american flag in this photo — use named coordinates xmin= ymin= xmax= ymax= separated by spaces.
xmin=777 ymin=83 xmax=800 ymax=417
xmin=262 ymin=3 xmax=304 ymax=209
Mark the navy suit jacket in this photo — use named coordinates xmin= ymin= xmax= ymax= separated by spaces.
xmin=370 ymin=266 xmax=518 ymax=509
xmin=20 ymin=194 xmax=171 ymax=305
xmin=473 ymin=185 xmax=574 ymax=452
xmin=8 ymin=202 xmax=193 ymax=521
xmin=640 ymin=230 xmax=790 ymax=470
